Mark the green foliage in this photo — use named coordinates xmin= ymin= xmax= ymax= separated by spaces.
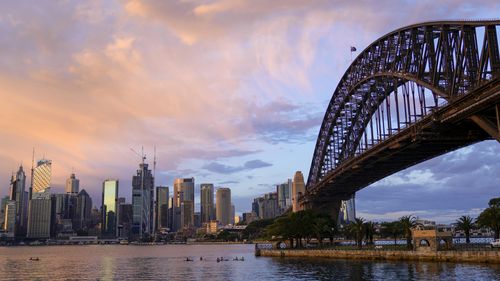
xmin=216 ymin=230 xmax=238 ymax=242
xmin=380 ymin=221 xmax=403 ymax=245
xmin=265 ymin=210 xmax=336 ymax=248
xmin=241 ymin=218 xmax=275 ymax=240
xmin=456 ymin=215 xmax=474 ymax=243
xmin=477 ymin=203 xmax=500 ymax=240
xmin=363 ymin=221 xmax=376 ymax=245
xmin=347 ymin=218 xmax=365 ymax=248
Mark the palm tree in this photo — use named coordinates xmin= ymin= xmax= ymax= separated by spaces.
xmin=381 ymin=221 xmax=402 ymax=245
xmin=399 ymin=215 xmax=417 ymax=249
xmin=349 ymin=217 xmax=365 ymax=248
xmin=456 ymin=215 xmax=474 ymax=244
xmin=364 ymin=221 xmax=376 ymax=245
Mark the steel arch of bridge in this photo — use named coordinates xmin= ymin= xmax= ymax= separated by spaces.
xmin=307 ymin=20 xmax=500 ymax=190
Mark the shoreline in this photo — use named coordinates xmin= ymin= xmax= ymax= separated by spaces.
xmin=257 ymin=248 xmax=500 ymax=264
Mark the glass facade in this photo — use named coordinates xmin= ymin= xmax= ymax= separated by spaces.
xmin=33 ymin=159 xmax=52 ymax=194
xmin=102 ymin=180 xmax=118 ymax=237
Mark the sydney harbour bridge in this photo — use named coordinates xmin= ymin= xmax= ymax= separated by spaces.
xmin=299 ymin=20 xmax=500 ymax=218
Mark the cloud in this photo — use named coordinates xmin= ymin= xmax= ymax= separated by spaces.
xmin=202 ymin=159 xmax=273 ymax=174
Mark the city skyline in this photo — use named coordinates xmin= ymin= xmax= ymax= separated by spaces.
xmin=1 ymin=1 xmax=499 ymax=223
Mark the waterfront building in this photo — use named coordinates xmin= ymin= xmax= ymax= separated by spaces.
xmin=216 ymin=187 xmax=231 ymax=226
xmin=9 ymin=165 xmax=27 ymax=235
xmin=205 ymin=220 xmax=219 ymax=234
xmin=132 ymin=163 xmax=154 ymax=239
xmin=173 ymin=178 xmax=194 ymax=231
xmin=292 ymin=171 xmax=305 ymax=212
xmin=277 ymin=179 xmax=292 ymax=213
xmin=32 ymin=159 xmax=52 ymax=196
xmin=155 ymin=186 xmax=169 ymax=232
xmin=102 ymin=179 xmax=118 ymax=237
xmin=65 ymin=173 xmax=79 ymax=195
xmin=74 ymin=189 xmax=92 ymax=231
xmin=200 ymin=183 xmax=214 ymax=224
xmin=27 ymin=189 xmax=52 ymax=239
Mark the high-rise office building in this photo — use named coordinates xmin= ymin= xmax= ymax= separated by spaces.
xmin=65 ymin=173 xmax=79 ymax=195
xmin=9 ymin=165 xmax=27 ymax=235
xmin=253 ymin=192 xmax=279 ymax=219
xmin=132 ymin=163 xmax=154 ymax=239
xmin=277 ymin=179 xmax=292 ymax=213
xmin=339 ymin=195 xmax=356 ymax=224
xmin=3 ymin=200 xmax=16 ymax=234
xmin=173 ymin=178 xmax=194 ymax=231
xmin=32 ymin=159 xmax=52 ymax=196
xmin=155 ymin=186 xmax=169 ymax=232
xmin=292 ymin=171 xmax=305 ymax=212
xmin=102 ymin=179 xmax=118 ymax=237
xmin=0 ymin=196 xmax=9 ymax=229
xmin=200 ymin=183 xmax=214 ymax=224
xmin=216 ymin=187 xmax=231 ymax=226
xmin=74 ymin=189 xmax=92 ymax=231
xmin=27 ymin=190 xmax=52 ymax=239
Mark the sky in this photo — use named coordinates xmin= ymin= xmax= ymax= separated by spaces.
xmin=0 ymin=0 xmax=498 ymax=223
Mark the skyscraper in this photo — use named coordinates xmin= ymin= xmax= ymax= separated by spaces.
xmin=9 ymin=165 xmax=27 ymax=235
xmin=200 ymin=183 xmax=214 ymax=224
xmin=292 ymin=171 xmax=305 ymax=212
xmin=132 ymin=163 xmax=154 ymax=239
xmin=32 ymin=159 xmax=52 ymax=195
xmin=216 ymin=187 xmax=231 ymax=226
xmin=102 ymin=179 xmax=118 ymax=237
xmin=27 ymin=190 xmax=51 ymax=239
xmin=74 ymin=189 xmax=92 ymax=231
xmin=173 ymin=178 xmax=194 ymax=231
xmin=65 ymin=173 xmax=79 ymax=195
xmin=155 ymin=186 xmax=169 ymax=232
xmin=3 ymin=200 xmax=16 ymax=234
xmin=277 ymin=179 xmax=292 ymax=214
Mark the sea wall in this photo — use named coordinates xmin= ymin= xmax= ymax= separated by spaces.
xmin=256 ymin=248 xmax=500 ymax=263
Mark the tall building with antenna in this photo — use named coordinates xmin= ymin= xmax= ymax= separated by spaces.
xmin=132 ymin=162 xmax=154 ymax=240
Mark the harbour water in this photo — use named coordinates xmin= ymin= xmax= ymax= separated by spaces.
xmin=1 ymin=244 xmax=499 ymax=280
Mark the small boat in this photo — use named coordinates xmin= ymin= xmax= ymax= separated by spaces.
xmin=216 ymin=258 xmax=220 ymax=263
xmin=240 ymin=257 xmax=245 ymax=261
xmin=233 ymin=257 xmax=239 ymax=261
xmin=28 ymin=257 xmax=39 ymax=261
xmin=185 ymin=257 xmax=193 ymax=262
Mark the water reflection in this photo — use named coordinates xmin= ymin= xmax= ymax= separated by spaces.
xmin=0 ymin=245 xmax=498 ymax=280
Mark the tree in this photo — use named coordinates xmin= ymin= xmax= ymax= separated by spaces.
xmin=456 ymin=215 xmax=474 ymax=243
xmin=312 ymin=214 xmax=336 ymax=246
xmin=477 ymin=198 xmax=500 ymax=239
xmin=348 ymin=218 xmax=365 ymax=248
xmin=399 ymin=215 xmax=417 ymax=249
xmin=364 ymin=221 xmax=376 ymax=245
xmin=266 ymin=216 xmax=293 ymax=246
xmin=381 ymin=221 xmax=402 ymax=245
xmin=242 ymin=218 xmax=275 ymax=240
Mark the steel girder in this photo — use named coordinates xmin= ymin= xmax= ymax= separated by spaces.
xmin=307 ymin=20 xmax=500 ymax=189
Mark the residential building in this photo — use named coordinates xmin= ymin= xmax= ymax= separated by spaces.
xmin=200 ymin=183 xmax=214 ymax=224
xmin=216 ymin=188 xmax=231 ymax=226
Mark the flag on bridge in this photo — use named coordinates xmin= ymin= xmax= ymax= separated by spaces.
xmin=350 ymin=46 xmax=357 ymax=52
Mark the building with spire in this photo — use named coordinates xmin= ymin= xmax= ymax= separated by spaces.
xmin=8 ymin=165 xmax=27 ymax=236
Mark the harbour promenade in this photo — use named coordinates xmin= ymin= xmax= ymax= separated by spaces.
xmin=256 ymin=247 xmax=500 ymax=264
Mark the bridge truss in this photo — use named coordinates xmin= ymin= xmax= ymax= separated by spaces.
xmin=306 ymin=20 xmax=500 ymax=201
